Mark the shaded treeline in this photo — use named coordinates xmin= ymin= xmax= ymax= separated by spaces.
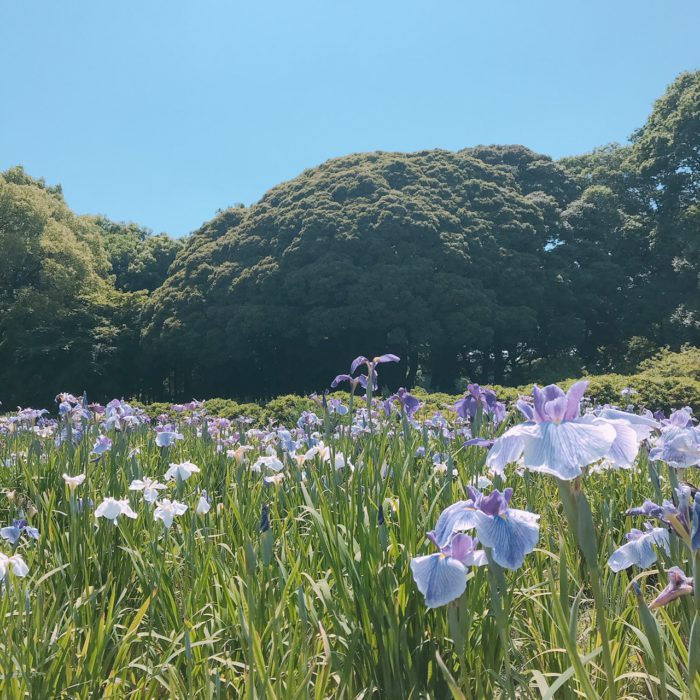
xmin=1 ymin=72 xmax=698 ymax=406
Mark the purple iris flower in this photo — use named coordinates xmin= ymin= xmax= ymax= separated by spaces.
xmin=410 ymin=532 xmax=486 ymax=608
xmin=429 ymin=487 xmax=540 ymax=570
xmin=1 ymin=519 xmax=40 ymax=546
xmin=627 ymin=499 xmax=667 ymax=521
xmin=297 ymin=411 xmax=321 ymax=429
xmin=650 ymin=567 xmax=695 ymax=609
xmin=346 ymin=354 xmax=400 ymax=390
xmin=626 ymin=485 xmax=699 ymax=551
xmin=455 ymin=384 xmax=506 ymax=425
xmin=385 ymin=388 xmax=421 ymax=418
xmin=607 ymin=525 xmax=670 ymax=572
xmin=649 ymin=418 xmax=700 ymax=469
xmin=331 ymin=374 xmax=375 ymax=391
xmin=327 ymin=398 xmax=348 ymax=415
xmin=667 ymin=408 xmax=695 ymax=428
xmin=485 ymin=382 xmax=637 ymax=480
xmin=91 ymin=435 xmax=112 ymax=455
xmin=350 ymin=354 xmax=400 ymax=374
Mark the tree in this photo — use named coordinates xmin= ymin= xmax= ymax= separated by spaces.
xmin=629 ymin=71 xmax=700 ymax=347
xmin=0 ymin=168 xmax=148 ymax=406
xmin=144 ymin=149 xmax=568 ymax=396
xmin=92 ymin=217 xmax=184 ymax=293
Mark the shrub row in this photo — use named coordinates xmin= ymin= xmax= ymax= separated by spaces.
xmin=133 ymin=348 xmax=700 ymax=425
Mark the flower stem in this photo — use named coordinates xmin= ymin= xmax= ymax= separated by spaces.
xmin=557 ymin=479 xmax=616 ymax=700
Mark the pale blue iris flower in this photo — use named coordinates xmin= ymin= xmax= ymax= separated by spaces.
xmin=1 ymin=519 xmax=40 ymax=546
xmin=410 ymin=532 xmax=486 ymax=608
xmin=485 ymin=382 xmax=653 ymax=479
xmin=430 ymin=487 xmax=540 ymax=570
xmin=607 ymin=525 xmax=670 ymax=572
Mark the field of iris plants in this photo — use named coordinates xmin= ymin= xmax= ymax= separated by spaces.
xmin=0 ymin=353 xmax=699 ymax=699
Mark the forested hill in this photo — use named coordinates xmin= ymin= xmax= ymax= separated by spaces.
xmin=1 ymin=71 xmax=699 ymax=406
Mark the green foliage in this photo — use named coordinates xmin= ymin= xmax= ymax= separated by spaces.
xmin=2 ymin=72 xmax=699 ymax=406
xmin=92 ymin=216 xmax=184 ymax=292
xmin=0 ymin=389 xmax=698 ymax=697
xmin=264 ymin=394 xmax=318 ymax=425
xmin=130 ymin=350 xmax=700 ymax=426
xmin=639 ymin=346 xmax=700 ymax=381
xmin=0 ymin=168 xmax=117 ymax=405
xmin=144 ymin=146 xmax=574 ymax=396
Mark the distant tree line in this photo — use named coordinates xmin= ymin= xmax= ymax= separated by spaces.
xmin=1 ymin=72 xmax=698 ymax=407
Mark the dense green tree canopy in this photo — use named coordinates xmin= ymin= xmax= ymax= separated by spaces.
xmin=144 ymin=147 xmax=575 ymax=394
xmin=0 ymin=168 xmax=113 ymax=404
xmin=92 ymin=217 xmax=184 ymax=293
xmin=1 ymin=72 xmax=698 ymax=405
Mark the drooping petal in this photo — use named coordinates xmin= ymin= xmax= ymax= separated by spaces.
xmin=350 ymin=356 xmax=369 ymax=374
xmin=603 ymin=418 xmax=642 ymax=469
xmin=9 ymin=555 xmax=29 ymax=577
xmin=516 ymin=398 xmax=534 ymax=421
xmin=521 ymin=419 xmax=616 ymax=480
xmin=607 ymin=528 xmax=669 ymax=572
xmin=474 ymin=508 xmax=540 ymax=570
xmin=330 ymin=374 xmax=353 ymax=388
xmin=485 ymin=422 xmax=538 ymax=475
xmin=374 ymin=353 xmax=400 ymax=365
xmin=430 ymin=501 xmax=479 ymax=547
xmin=410 ymin=553 xmax=468 ymax=608
xmin=0 ymin=527 xmax=21 ymax=545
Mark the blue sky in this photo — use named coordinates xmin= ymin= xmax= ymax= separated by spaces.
xmin=1 ymin=1 xmax=698 ymax=237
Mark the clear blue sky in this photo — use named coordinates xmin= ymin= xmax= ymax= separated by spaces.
xmin=1 ymin=1 xmax=698 ymax=237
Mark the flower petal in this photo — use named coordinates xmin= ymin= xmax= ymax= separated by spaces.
xmin=474 ymin=508 xmax=540 ymax=570
xmin=410 ymin=553 xmax=468 ymax=608
xmin=522 ymin=420 xmax=616 ymax=480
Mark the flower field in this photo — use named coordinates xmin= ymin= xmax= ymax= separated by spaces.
xmin=1 ymin=355 xmax=699 ymax=699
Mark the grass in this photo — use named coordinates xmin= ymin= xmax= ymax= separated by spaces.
xmin=0 ymin=398 xmax=698 ymax=699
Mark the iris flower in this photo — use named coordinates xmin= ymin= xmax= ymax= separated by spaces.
xmin=62 ymin=473 xmax=85 ymax=491
xmin=430 ymin=487 xmax=540 ymax=570
xmin=384 ymin=388 xmax=421 ymax=418
xmin=649 ymin=409 xmax=700 ymax=468
xmin=129 ymin=477 xmax=167 ymax=503
xmin=626 ymin=485 xmax=699 ymax=551
xmin=351 ymin=354 xmax=400 ymax=374
xmin=165 ymin=461 xmax=201 ymax=482
xmin=331 ymin=374 xmax=373 ymax=391
xmin=411 ymin=532 xmax=486 ymax=608
xmin=196 ymin=491 xmax=211 ymax=515
xmin=252 ymin=455 xmax=284 ymax=473
xmin=0 ymin=552 xmax=29 ymax=580
xmin=154 ymin=499 xmax=188 ymax=528
xmin=650 ymin=566 xmax=694 ymax=608
xmin=485 ymin=382 xmax=644 ymax=480
xmin=156 ymin=430 xmax=184 ymax=448
xmin=1 ymin=519 xmax=39 ymax=545
xmin=95 ymin=497 xmax=138 ymax=522
xmin=607 ymin=525 xmax=670 ymax=572
xmin=91 ymin=436 xmax=112 ymax=455
xmin=455 ymin=384 xmax=506 ymax=425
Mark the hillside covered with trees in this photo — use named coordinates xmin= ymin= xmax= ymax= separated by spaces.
xmin=1 ymin=72 xmax=698 ymax=407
